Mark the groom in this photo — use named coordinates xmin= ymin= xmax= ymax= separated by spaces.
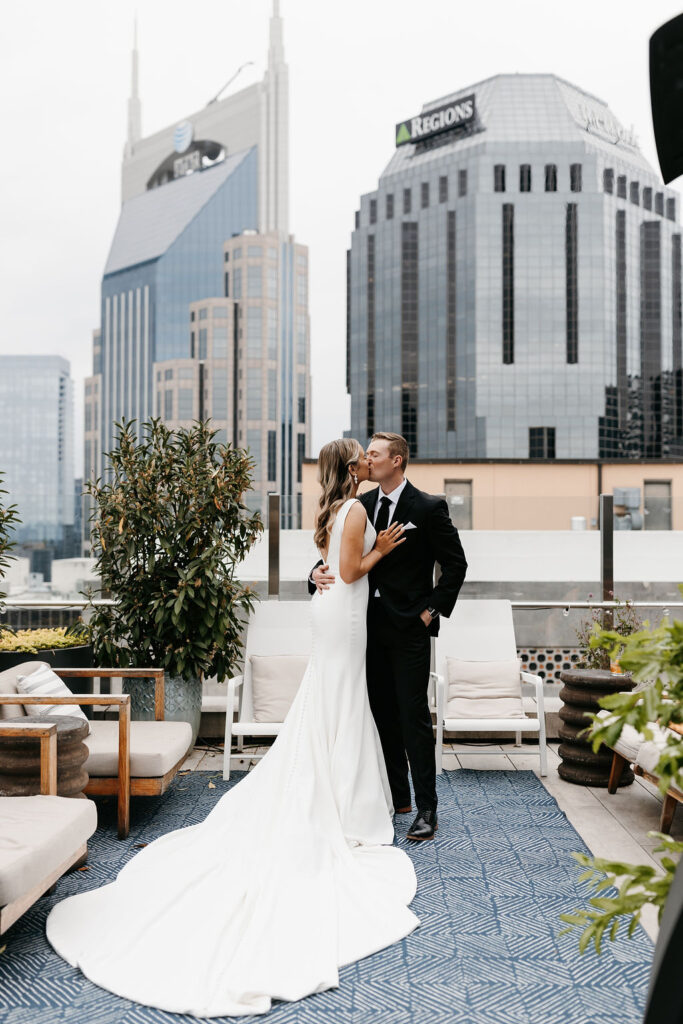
xmin=310 ymin=432 xmax=468 ymax=841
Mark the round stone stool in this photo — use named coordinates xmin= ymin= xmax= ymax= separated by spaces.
xmin=558 ymin=669 xmax=635 ymax=787
xmin=0 ymin=714 xmax=90 ymax=797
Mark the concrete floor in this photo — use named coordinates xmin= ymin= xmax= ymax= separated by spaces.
xmin=184 ymin=738 xmax=681 ymax=942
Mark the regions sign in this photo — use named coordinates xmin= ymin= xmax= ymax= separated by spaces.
xmin=396 ymin=95 xmax=475 ymax=147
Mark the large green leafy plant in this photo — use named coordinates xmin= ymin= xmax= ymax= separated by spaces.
xmin=561 ymin=590 xmax=683 ymax=952
xmin=0 ymin=474 xmax=20 ymax=607
xmin=86 ymin=419 xmax=262 ymax=682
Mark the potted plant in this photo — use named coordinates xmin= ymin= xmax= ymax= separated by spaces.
xmin=574 ymin=591 xmax=643 ymax=670
xmin=0 ymin=472 xmax=20 ymax=610
xmin=561 ymin=591 xmax=683 ymax=1022
xmin=85 ymin=418 xmax=262 ymax=745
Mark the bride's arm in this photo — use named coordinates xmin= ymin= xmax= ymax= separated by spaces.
xmin=339 ymin=503 xmax=405 ymax=584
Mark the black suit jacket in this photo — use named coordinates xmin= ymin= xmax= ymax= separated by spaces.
xmin=308 ymin=480 xmax=468 ymax=637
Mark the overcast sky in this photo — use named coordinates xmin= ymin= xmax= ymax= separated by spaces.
xmin=1 ymin=0 xmax=682 ymax=474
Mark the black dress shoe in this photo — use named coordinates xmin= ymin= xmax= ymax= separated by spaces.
xmin=406 ymin=808 xmax=438 ymax=841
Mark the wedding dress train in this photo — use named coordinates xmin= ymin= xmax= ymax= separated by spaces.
xmin=46 ymin=498 xmax=419 ymax=1017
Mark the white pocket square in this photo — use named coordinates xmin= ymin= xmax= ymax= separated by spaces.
xmin=403 ymin=522 xmax=417 ymax=530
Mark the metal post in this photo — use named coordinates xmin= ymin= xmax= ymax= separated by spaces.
xmin=600 ymin=493 xmax=614 ymax=630
xmin=268 ymin=493 xmax=280 ymax=599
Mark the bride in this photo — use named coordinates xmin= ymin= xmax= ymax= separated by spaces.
xmin=46 ymin=438 xmax=419 ymax=1017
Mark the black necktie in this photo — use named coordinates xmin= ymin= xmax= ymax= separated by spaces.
xmin=375 ymin=495 xmax=392 ymax=535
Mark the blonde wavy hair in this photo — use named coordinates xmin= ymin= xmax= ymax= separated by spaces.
xmin=313 ymin=438 xmax=362 ymax=552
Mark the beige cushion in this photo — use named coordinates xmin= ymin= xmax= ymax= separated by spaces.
xmin=635 ymin=724 xmax=670 ymax=776
xmin=84 ymin=720 xmax=193 ymax=777
xmin=250 ymin=655 xmax=309 ymax=723
xmin=446 ymin=657 xmax=524 ymax=719
xmin=595 ymin=711 xmax=645 ymax=761
xmin=0 ymin=661 xmax=37 ymax=720
xmin=0 ymin=795 xmax=97 ymax=906
xmin=16 ymin=663 xmax=89 ymax=725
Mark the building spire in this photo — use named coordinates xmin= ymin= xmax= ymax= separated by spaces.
xmin=125 ymin=17 xmax=142 ymax=158
xmin=268 ymin=0 xmax=285 ymax=69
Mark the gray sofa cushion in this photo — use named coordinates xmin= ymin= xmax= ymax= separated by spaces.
xmin=0 ymin=661 xmax=39 ymax=720
xmin=85 ymin=720 xmax=193 ymax=777
xmin=0 ymin=795 xmax=97 ymax=906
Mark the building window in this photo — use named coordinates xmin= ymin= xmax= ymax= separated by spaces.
xmin=369 ymin=198 xmax=377 ymax=225
xmin=673 ymin=234 xmax=682 ymax=440
xmin=267 ymin=431 xmax=277 ymax=481
xmin=641 ymin=220 xmax=662 ymax=457
xmin=224 ymin=272 xmax=229 ymax=297
xmin=178 ymin=388 xmax=193 ymax=420
xmin=447 ymin=210 xmax=456 ymax=431
xmin=213 ymin=306 xmax=228 ymax=318
xmin=233 ymin=267 xmax=242 ymax=299
xmin=198 ymin=328 xmax=207 ymax=360
xmin=519 ymin=164 xmax=531 ymax=192
xmin=616 ymin=211 xmax=628 ymax=434
xmin=164 ymin=368 xmax=173 ymax=380
xmin=502 ymin=204 xmax=514 ymax=364
xmin=529 ymin=427 xmax=555 ymax=458
xmin=630 ymin=181 xmax=640 ymax=205
xmin=247 ymin=266 xmax=262 ymax=298
xmin=439 ymin=176 xmax=448 ymax=203
xmin=386 ymin=193 xmax=394 ymax=220
xmin=401 ymin=222 xmax=419 ymax=457
xmin=643 ymin=186 xmax=653 ymax=211
xmin=494 ymin=164 xmax=506 ymax=192
xmin=268 ymin=308 xmax=278 ymax=360
xmin=655 ymin=191 xmax=664 ymax=215
xmin=403 ymin=188 xmax=412 ymax=214
xmin=164 ymin=390 xmax=173 ymax=421
xmin=297 ymin=433 xmax=305 ymax=484
xmin=566 ymin=204 xmax=578 ymax=364
xmin=190 ymin=311 xmax=195 ymax=321
xmin=603 ymin=168 xmax=614 ymax=194
xmin=247 ymin=245 xmax=261 ymax=258
xmin=297 ymin=372 xmax=306 ymax=422
xmin=190 ymin=331 xmax=195 ymax=358
xmin=617 ymin=175 xmax=627 ymax=199
xmin=199 ymin=307 xmax=208 ymax=320
xmin=570 ymin=164 xmax=582 ymax=192
xmin=213 ymin=326 xmax=228 ymax=359
xmin=297 ymin=274 xmax=307 ymax=306
xmin=247 ymin=374 xmax=262 ymax=419
xmin=367 ymin=233 xmax=375 ymax=437
xmin=224 ymin=252 xmax=229 ymax=262
xmin=355 ymin=210 xmax=360 ymax=230
xmin=233 ymin=247 xmax=242 ymax=260
xmin=267 ymin=265 xmax=277 ymax=300
xmin=667 ymin=197 xmax=676 ymax=221
xmin=420 ymin=182 xmax=429 ymax=209
xmin=458 ymin=169 xmax=468 ymax=197
xmin=247 ymin=307 xmax=262 ymax=354
xmin=544 ymin=164 xmax=557 ymax=192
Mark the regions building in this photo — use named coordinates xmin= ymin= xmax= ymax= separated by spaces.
xmin=0 ymin=356 xmax=76 ymax=575
xmin=85 ymin=2 xmax=309 ymax=535
xmin=347 ymin=74 xmax=683 ymax=461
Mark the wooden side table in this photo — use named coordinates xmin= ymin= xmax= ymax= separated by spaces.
xmin=0 ymin=714 xmax=89 ymax=797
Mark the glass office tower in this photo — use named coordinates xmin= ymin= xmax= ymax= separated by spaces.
xmin=348 ymin=74 xmax=683 ymax=459
xmin=0 ymin=355 xmax=75 ymax=550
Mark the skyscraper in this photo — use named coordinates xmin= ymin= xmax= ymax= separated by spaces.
xmin=347 ymin=74 xmax=683 ymax=460
xmin=86 ymin=2 xmax=309 ymax=526
xmin=0 ymin=356 xmax=75 ymax=560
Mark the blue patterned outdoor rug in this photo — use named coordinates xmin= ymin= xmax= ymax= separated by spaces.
xmin=0 ymin=769 xmax=652 ymax=1024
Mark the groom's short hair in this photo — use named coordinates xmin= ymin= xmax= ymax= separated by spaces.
xmin=370 ymin=432 xmax=409 ymax=472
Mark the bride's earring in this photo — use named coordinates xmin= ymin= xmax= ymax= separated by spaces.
xmin=353 ymin=474 xmax=358 ymax=485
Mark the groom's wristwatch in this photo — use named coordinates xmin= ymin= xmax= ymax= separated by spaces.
xmin=426 ymin=607 xmax=439 ymax=620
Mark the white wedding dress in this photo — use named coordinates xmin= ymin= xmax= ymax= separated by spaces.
xmin=46 ymin=498 xmax=419 ymax=1017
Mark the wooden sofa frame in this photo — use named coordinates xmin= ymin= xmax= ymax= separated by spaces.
xmin=0 ymin=720 xmax=91 ymax=934
xmin=0 ymin=668 xmax=190 ymax=839
xmin=608 ymin=750 xmax=683 ymax=834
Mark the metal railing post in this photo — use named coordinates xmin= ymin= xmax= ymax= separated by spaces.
xmin=268 ymin=493 xmax=280 ymax=599
xmin=600 ymin=493 xmax=614 ymax=630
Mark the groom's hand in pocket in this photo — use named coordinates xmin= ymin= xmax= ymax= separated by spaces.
xmin=419 ymin=609 xmax=433 ymax=628
xmin=313 ymin=564 xmax=336 ymax=593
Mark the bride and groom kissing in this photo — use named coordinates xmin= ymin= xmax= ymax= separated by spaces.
xmin=309 ymin=431 xmax=468 ymax=841
xmin=44 ymin=430 xmax=468 ymax=1018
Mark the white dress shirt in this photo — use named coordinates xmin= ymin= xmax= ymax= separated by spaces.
xmin=372 ymin=478 xmax=407 ymax=529
xmin=372 ymin=478 xmax=407 ymax=596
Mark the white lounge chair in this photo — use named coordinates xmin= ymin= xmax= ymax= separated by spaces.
xmin=223 ymin=601 xmax=312 ymax=780
xmin=433 ymin=599 xmax=548 ymax=776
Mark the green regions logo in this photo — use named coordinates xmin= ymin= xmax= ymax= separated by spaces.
xmin=395 ymin=95 xmax=476 ymax=147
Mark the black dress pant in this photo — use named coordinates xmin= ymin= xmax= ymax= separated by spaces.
xmin=366 ymin=599 xmax=437 ymax=812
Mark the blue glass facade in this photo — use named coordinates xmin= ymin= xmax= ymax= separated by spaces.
xmin=99 ymin=147 xmax=258 ymax=461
